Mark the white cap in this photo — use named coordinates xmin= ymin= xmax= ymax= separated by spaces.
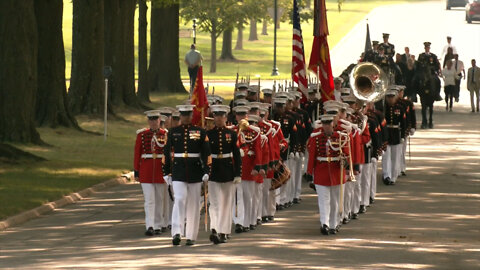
xmin=342 ymin=95 xmax=357 ymax=103
xmin=234 ymin=99 xmax=249 ymax=106
xmin=172 ymin=110 xmax=180 ymax=118
xmin=385 ymin=89 xmax=398 ymax=96
xmin=247 ymin=115 xmax=261 ymax=123
xmin=346 ymin=108 xmax=354 ymax=115
xmin=248 ymin=102 xmax=262 ymax=110
xmin=262 ymin=88 xmax=273 ymax=95
xmin=273 ymin=97 xmax=287 ymax=105
xmin=274 ymin=92 xmax=288 ymax=98
xmin=320 ymin=114 xmax=335 ymax=122
xmin=160 ymin=115 xmax=168 ymax=122
xmin=176 ymin=104 xmax=195 ymax=112
xmin=340 ymin=88 xmax=352 ymax=95
xmin=157 ymin=107 xmax=174 ymax=115
xmin=289 ymin=91 xmax=302 ymax=99
xmin=144 ymin=110 xmax=161 ymax=117
xmin=248 ymin=85 xmax=260 ymax=93
xmin=234 ymin=91 xmax=247 ymax=99
xmin=236 ymin=83 xmax=249 ymax=89
xmin=211 ymin=105 xmax=230 ymax=114
xmin=233 ymin=106 xmax=249 ymax=114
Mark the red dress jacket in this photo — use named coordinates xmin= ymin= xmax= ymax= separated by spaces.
xmin=134 ymin=128 xmax=167 ymax=183
xmin=307 ymin=129 xmax=349 ymax=186
xmin=238 ymin=125 xmax=263 ymax=181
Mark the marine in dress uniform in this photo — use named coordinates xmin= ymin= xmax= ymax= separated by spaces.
xmin=207 ymin=105 xmax=242 ymax=244
xmin=306 ymin=114 xmax=350 ymax=235
xmin=396 ymin=86 xmax=416 ymax=176
xmin=378 ymin=33 xmax=395 ymax=59
xmin=418 ymin=41 xmax=443 ymax=104
xmin=304 ymin=85 xmax=323 ymax=123
xmin=163 ymin=105 xmax=211 ymax=246
xmin=133 ymin=111 xmax=169 ymax=236
xmin=382 ymin=88 xmax=407 ymax=185
xmin=363 ymin=40 xmax=379 ymax=62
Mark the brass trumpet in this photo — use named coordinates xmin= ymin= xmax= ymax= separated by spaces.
xmin=349 ymin=62 xmax=389 ymax=102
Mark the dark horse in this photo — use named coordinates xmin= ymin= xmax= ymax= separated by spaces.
xmin=413 ymin=64 xmax=441 ymax=129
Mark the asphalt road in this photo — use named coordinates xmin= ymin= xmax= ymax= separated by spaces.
xmin=1 ymin=1 xmax=480 ymax=269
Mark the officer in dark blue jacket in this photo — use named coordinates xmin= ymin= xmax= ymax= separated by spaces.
xmin=164 ymin=104 xmax=211 ymax=246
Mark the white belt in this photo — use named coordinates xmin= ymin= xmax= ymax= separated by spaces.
xmin=173 ymin=153 xmax=200 ymax=158
xmin=141 ymin=154 xmax=164 ymax=159
xmin=316 ymin=157 xmax=340 ymax=162
xmin=247 ymin=150 xmax=255 ymax=156
xmin=211 ymin=153 xmax=233 ymax=159
xmin=387 ymin=125 xmax=400 ymax=128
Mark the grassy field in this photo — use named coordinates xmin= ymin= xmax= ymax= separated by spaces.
xmin=62 ymin=0 xmax=426 ymax=81
xmin=0 ymin=0 xmax=428 ymax=221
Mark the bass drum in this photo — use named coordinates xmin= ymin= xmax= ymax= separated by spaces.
xmin=270 ymin=162 xmax=291 ymax=191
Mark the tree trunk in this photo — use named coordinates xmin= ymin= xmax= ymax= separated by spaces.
xmin=147 ymin=3 xmax=185 ymax=93
xmin=220 ymin=28 xmax=235 ymax=60
xmin=248 ymin=19 xmax=258 ymax=41
xmin=234 ymin=24 xmax=243 ymax=50
xmin=210 ymin=20 xmax=217 ymax=73
xmin=104 ymin=0 xmax=137 ymax=109
xmin=68 ymin=0 xmax=105 ymax=115
xmin=261 ymin=19 xmax=268 ymax=35
xmin=137 ymin=0 xmax=149 ymax=103
xmin=0 ymin=0 xmax=41 ymax=143
xmin=34 ymin=0 xmax=79 ymax=128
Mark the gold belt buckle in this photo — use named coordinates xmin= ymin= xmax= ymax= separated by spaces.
xmin=183 ymin=153 xmax=188 ymax=158
xmin=218 ymin=153 xmax=223 ymax=158
xmin=327 ymin=157 xmax=331 ymax=163
xmin=153 ymin=153 xmax=157 ymax=159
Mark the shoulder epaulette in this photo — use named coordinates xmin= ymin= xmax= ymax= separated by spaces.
xmin=136 ymin=128 xmax=147 ymax=134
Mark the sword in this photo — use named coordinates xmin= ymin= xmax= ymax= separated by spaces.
xmin=408 ymin=136 xmax=411 ymax=162
xmin=204 ymin=181 xmax=208 ymax=232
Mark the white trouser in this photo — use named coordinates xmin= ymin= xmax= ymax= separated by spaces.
xmin=286 ymin=157 xmax=297 ymax=203
xmin=255 ymin=182 xmax=263 ymax=221
xmin=401 ymin=137 xmax=408 ymax=173
xmin=208 ymin=181 xmax=235 ymax=234
xmin=352 ymin=172 xmax=361 ymax=213
xmin=359 ymin=164 xmax=372 ymax=206
xmin=262 ymin=178 xmax=276 ymax=217
xmin=232 ymin=183 xmax=245 ymax=226
xmin=171 ymin=181 xmax=202 ymax=240
xmin=293 ymin=156 xmax=304 ymax=199
xmin=316 ymin=184 xmax=341 ymax=229
xmin=343 ymin=181 xmax=353 ymax=218
xmin=370 ymin=158 xmax=378 ymax=199
xmin=163 ymin=185 xmax=174 ymax=226
xmin=242 ymin=180 xmax=256 ymax=227
xmin=141 ymin=183 xmax=166 ymax=230
xmin=382 ymin=144 xmax=402 ymax=182
xmin=275 ymin=186 xmax=281 ymax=205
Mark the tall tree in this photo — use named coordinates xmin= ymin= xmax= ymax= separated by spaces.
xmin=34 ymin=0 xmax=78 ymax=128
xmin=248 ymin=19 xmax=258 ymax=41
xmin=0 ymin=0 xmax=41 ymax=143
xmin=104 ymin=0 xmax=138 ymax=108
xmin=234 ymin=24 xmax=244 ymax=50
xmin=68 ymin=0 xmax=105 ymax=115
xmin=261 ymin=19 xmax=268 ymax=35
xmin=220 ymin=28 xmax=235 ymax=60
xmin=181 ymin=0 xmax=240 ymax=73
xmin=137 ymin=0 xmax=150 ymax=103
xmin=147 ymin=1 xmax=185 ymax=93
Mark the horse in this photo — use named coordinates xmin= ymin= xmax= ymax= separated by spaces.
xmin=413 ymin=63 xmax=441 ymax=129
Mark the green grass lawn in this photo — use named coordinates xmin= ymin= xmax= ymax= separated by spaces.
xmin=62 ymin=0 xmax=427 ymax=82
xmin=0 ymin=0 xmax=429 ymax=221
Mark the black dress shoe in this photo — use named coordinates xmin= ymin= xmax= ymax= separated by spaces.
xmin=172 ymin=234 xmax=181 ymax=246
xmin=249 ymin=225 xmax=256 ymax=230
xmin=389 ymin=180 xmax=396 ymax=185
xmin=154 ymin=229 xmax=162 ymax=235
xmin=359 ymin=205 xmax=367 ymax=214
xmin=185 ymin=239 xmax=195 ymax=246
xmin=421 ymin=123 xmax=427 ymax=129
xmin=351 ymin=213 xmax=358 ymax=219
xmin=209 ymin=230 xmax=220 ymax=244
xmin=329 ymin=228 xmax=337 ymax=235
xmin=219 ymin=233 xmax=227 ymax=243
xmin=262 ymin=216 xmax=269 ymax=223
xmin=428 ymin=123 xmax=434 ymax=129
xmin=277 ymin=204 xmax=284 ymax=210
xmin=235 ymin=224 xmax=243 ymax=233
xmin=320 ymin=224 xmax=330 ymax=235
xmin=293 ymin=198 xmax=299 ymax=204
xmin=257 ymin=219 xmax=262 ymax=225
xmin=145 ymin=227 xmax=154 ymax=236
xmin=383 ymin=177 xmax=391 ymax=185
xmin=161 ymin=227 xmax=168 ymax=232
xmin=369 ymin=197 xmax=375 ymax=204
xmin=309 ymin=182 xmax=316 ymax=191
xmin=342 ymin=217 xmax=350 ymax=224
xmin=267 ymin=216 xmax=275 ymax=222
xmin=401 ymin=171 xmax=406 ymax=176
xmin=242 ymin=226 xmax=250 ymax=232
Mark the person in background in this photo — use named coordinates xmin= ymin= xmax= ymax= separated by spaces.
xmin=442 ymin=60 xmax=457 ymax=112
xmin=184 ymin=44 xmax=203 ymax=94
xmin=467 ymin=59 xmax=480 ymax=112
xmin=451 ymin=54 xmax=465 ymax=102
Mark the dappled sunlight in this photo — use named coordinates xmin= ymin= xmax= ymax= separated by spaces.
xmin=36 ymin=167 xmax=120 ymax=177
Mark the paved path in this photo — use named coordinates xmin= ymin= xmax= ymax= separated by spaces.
xmin=1 ymin=1 xmax=480 ymax=269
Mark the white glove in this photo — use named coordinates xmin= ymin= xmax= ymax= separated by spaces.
xmin=233 ymin=177 xmax=241 ymax=184
xmin=295 ymin=152 xmax=300 ymax=159
xmin=371 ymin=157 xmax=377 ymax=163
xmin=401 ymin=138 xmax=405 ymax=144
xmin=239 ymin=148 xmax=245 ymax=157
xmin=163 ymin=175 xmax=172 ymax=185
xmin=409 ymin=128 xmax=415 ymax=136
xmin=339 ymin=119 xmax=352 ymax=133
xmin=251 ymin=169 xmax=259 ymax=176
xmin=202 ymin=174 xmax=209 ymax=182
xmin=299 ymin=152 xmax=305 ymax=158
xmin=289 ymin=152 xmax=295 ymax=159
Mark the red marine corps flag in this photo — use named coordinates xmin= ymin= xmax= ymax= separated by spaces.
xmin=292 ymin=0 xmax=308 ymax=103
xmin=308 ymin=0 xmax=334 ymax=102
xmin=191 ymin=66 xmax=209 ymax=127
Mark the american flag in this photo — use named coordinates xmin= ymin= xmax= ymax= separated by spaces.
xmin=292 ymin=0 xmax=308 ymax=102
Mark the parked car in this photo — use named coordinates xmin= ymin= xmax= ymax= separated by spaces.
xmin=446 ymin=0 xmax=468 ymax=9
xmin=466 ymin=0 xmax=480 ymax=23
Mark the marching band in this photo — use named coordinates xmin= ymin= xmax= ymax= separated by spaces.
xmin=133 ymin=68 xmax=417 ymax=246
